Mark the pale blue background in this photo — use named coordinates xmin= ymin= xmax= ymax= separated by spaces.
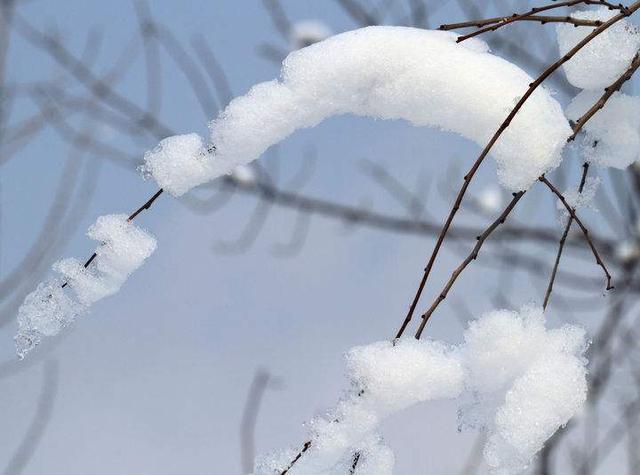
xmin=0 ymin=1 xmax=628 ymax=474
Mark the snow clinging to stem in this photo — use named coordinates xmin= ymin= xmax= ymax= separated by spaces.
xmin=144 ymin=26 xmax=572 ymax=195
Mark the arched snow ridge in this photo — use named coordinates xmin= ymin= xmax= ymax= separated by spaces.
xmin=144 ymin=26 xmax=572 ymax=196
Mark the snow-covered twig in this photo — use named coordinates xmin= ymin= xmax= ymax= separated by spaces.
xmin=60 ymin=188 xmax=164 ymax=289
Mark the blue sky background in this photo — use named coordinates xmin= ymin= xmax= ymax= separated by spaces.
xmin=0 ymin=1 xmax=631 ymax=473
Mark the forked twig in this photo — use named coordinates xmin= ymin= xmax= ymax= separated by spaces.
xmin=440 ymin=15 xmax=603 ymax=31
xmin=543 ymin=49 xmax=640 ymax=307
xmin=569 ymin=52 xmax=640 ymax=141
xmin=414 ymin=191 xmax=526 ymax=339
xmin=543 ymin=162 xmax=590 ymax=310
xmin=539 ymin=175 xmax=614 ymax=290
xmin=395 ymin=3 xmax=639 ymax=339
xmin=451 ymin=0 xmax=626 ymax=43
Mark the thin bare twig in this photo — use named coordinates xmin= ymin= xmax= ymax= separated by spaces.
xmin=440 ymin=14 xmax=603 ymax=31
xmin=543 ymin=162 xmax=590 ymax=310
xmin=414 ymin=191 xmax=526 ymax=339
xmin=539 ymin=175 xmax=614 ymax=290
xmin=452 ymin=0 xmax=625 ymax=43
xmin=396 ymin=3 xmax=638 ymax=339
xmin=569 ymin=52 xmax=640 ymax=141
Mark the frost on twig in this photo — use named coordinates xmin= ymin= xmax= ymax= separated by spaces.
xmin=259 ymin=307 xmax=588 ymax=474
xmin=15 ymin=215 xmax=156 ymax=358
xmin=555 ymin=175 xmax=601 ymax=225
xmin=144 ymin=26 xmax=571 ymax=196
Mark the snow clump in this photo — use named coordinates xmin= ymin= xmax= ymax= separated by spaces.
xmin=257 ymin=306 xmax=588 ymax=474
xmin=144 ymin=26 xmax=571 ymax=196
xmin=15 ymin=214 xmax=156 ymax=358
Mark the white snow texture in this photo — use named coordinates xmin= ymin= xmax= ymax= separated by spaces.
xmin=567 ymin=90 xmax=640 ymax=169
xmin=556 ymin=7 xmax=640 ymax=90
xmin=144 ymin=26 xmax=571 ymax=196
xmin=15 ymin=215 xmax=156 ymax=358
xmin=256 ymin=307 xmax=588 ymax=475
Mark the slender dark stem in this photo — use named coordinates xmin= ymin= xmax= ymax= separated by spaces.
xmin=395 ymin=3 xmax=638 ymax=339
xmin=453 ymin=0 xmax=626 ymax=43
xmin=127 ymin=187 xmax=164 ymax=221
xmin=569 ymin=52 xmax=640 ymax=141
xmin=414 ymin=191 xmax=526 ymax=339
xmin=280 ymin=441 xmax=311 ymax=475
xmin=539 ymin=175 xmax=614 ymax=291
xmin=440 ymin=14 xmax=602 ymax=31
xmin=542 ymin=47 xmax=640 ymax=307
xmin=349 ymin=452 xmax=361 ymax=473
xmin=61 ymin=187 xmax=163 ymax=288
xmin=543 ymin=163 xmax=590 ymax=310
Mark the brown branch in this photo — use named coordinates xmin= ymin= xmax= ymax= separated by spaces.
xmin=440 ymin=15 xmax=603 ymax=31
xmin=414 ymin=191 xmax=526 ymax=339
xmin=569 ymin=52 xmax=640 ymax=141
xmin=539 ymin=175 xmax=614 ymax=290
xmin=543 ymin=162 xmax=590 ymax=310
xmin=542 ymin=49 xmax=640 ymax=307
xmin=396 ymin=3 xmax=638 ymax=339
xmin=452 ymin=1 xmax=625 ymax=43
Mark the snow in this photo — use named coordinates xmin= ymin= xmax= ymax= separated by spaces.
xmin=142 ymin=133 xmax=210 ymax=196
xmin=349 ymin=436 xmax=394 ymax=475
xmin=259 ymin=307 xmax=588 ymax=474
xmin=144 ymin=26 xmax=571 ymax=196
xmin=347 ymin=339 xmax=464 ymax=413
xmin=556 ymin=7 xmax=640 ymax=90
xmin=567 ymin=90 xmax=640 ymax=169
xmin=459 ymin=307 xmax=588 ymax=474
xmin=14 ymin=215 xmax=156 ymax=358
xmin=289 ymin=20 xmax=332 ymax=50
xmin=561 ymin=176 xmax=600 ymax=211
xmin=14 ymin=279 xmax=85 ymax=357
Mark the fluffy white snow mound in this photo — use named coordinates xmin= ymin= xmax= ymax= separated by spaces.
xmin=145 ymin=27 xmax=571 ymax=195
xmin=557 ymin=7 xmax=640 ymax=90
xmin=256 ymin=306 xmax=588 ymax=475
xmin=567 ymin=89 xmax=640 ymax=169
